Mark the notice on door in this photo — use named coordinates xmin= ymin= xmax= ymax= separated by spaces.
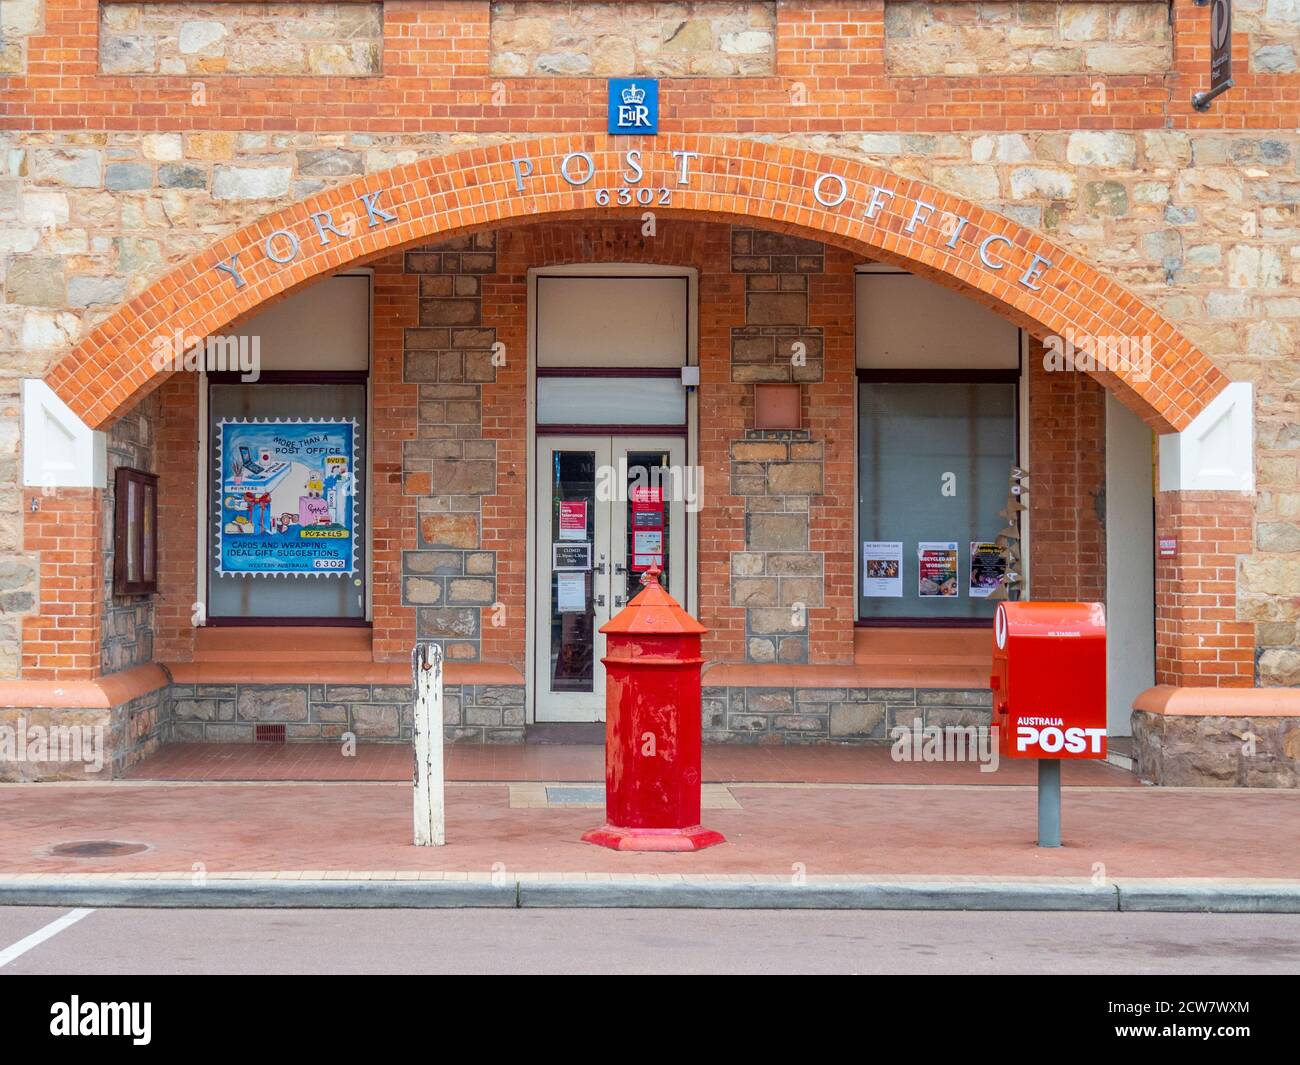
xmin=556 ymin=571 xmax=586 ymax=613
xmin=861 ymin=541 xmax=903 ymax=598
xmin=632 ymin=529 xmax=663 ymax=571
xmin=558 ymin=500 xmax=587 ymax=541
xmin=918 ymin=541 xmax=959 ymax=598
xmin=553 ymin=542 xmax=592 ymax=571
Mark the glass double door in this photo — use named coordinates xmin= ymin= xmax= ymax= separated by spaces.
xmin=533 ymin=435 xmax=687 ymax=722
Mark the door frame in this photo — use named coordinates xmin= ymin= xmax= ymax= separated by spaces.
xmin=524 ymin=264 xmax=699 ymax=726
xmin=532 ymin=433 xmax=689 ymax=722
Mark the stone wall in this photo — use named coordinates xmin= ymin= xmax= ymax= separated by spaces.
xmin=99 ymin=2 xmax=383 ymax=77
xmin=1245 ymin=0 xmax=1300 ymax=73
xmin=0 ymin=685 xmax=165 ymax=781
xmin=1132 ymin=709 xmax=1300 ymax=786
xmin=489 ymin=1 xmax=776 ymax=76
xmin=884 ymin=1 xmax=1172 ymax=76
xmin=704 ymin=684 xmax=993 ymax=743
xmin=0 ymin=0 xmax=41 ymax=75
xmin=402 ymin=235 xmax=501 ymax=665
xmin=101 ymin=391 xmax=159 ymax=674
xmin=729 ymin=230 xmax=828 ymax=664
xmin=167 ymin=680 xmax=525 ymax=743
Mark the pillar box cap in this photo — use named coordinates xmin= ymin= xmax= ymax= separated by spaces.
xmin=600 ymin=565 xmax=707 ymax=636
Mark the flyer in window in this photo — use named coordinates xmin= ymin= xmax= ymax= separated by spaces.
xmin=217 ymin=418 xmax=356 ymax=577
xmin=969 ymin=541 xmax=1005 ymax=598
xmin=917 ymin=541 xmax=959 ymax=597
xmin=861 ymin=541 xmax=903 ymax=598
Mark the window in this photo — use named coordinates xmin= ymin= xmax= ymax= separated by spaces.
xmin=857 ymin=372 xmax=1017 ymax=623
xmin=113 ymin=467 xmax=158 ymax=597
xmin=206 ymin=373 xmax=367 ymax=622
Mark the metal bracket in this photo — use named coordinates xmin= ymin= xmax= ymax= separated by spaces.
xmin=1192 ymin=79 xmax=1234 ymax=112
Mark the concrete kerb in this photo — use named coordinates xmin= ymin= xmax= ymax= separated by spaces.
xmin=1 ymin=876 xmax=1298 ymax=911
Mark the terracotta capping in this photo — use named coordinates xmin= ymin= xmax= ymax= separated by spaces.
xmin=0 ymin=664 xmax=170 ymax=710
xmin=1134 ymin=684 xmax=1300 ymax=717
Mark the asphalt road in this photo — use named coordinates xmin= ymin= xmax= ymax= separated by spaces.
xmin=1 ymin=906 xmax=1299 ymax=974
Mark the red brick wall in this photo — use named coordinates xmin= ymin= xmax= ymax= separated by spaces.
xmin=1155 ymin=491 xmax=1255 ymax=687
xmin=153 ymin=373 xmax=199 ymax=663
xmin=1028 ymin=339 xmax=1107 ymax=603
xmin=4 ymin=0 xmax=1272 ymax=133
xmin=807 ymin=245 xmax=857 ymax=664
xmin=21 ymin=487 xmax=101 ymax=678
xmin=485 ymin=221 xmax=746 ymax=665
xmin=370 ymin=253 xmax=421 ymax=662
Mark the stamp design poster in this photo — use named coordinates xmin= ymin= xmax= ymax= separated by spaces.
xmin=217 ymin=419 xmax=356 ymax=576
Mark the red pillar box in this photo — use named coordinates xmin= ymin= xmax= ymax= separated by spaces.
xmin=582 ymin=566 xmax=725 ymax=852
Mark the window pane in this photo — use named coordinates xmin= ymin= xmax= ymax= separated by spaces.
xmin=537 ymin=377 xmax=685 ymax=425
xmin=208 ymin=382 xmax=366 ymax=620
xmin=549 ymin=450 xmax=595 ymax=693
xmin=125 ymin=480 xmax=140 ymax=583
xmin=857 ymin=381 xmax=1016 ymax=620
xmin=142 ymin=483 xmax=155 ymax=582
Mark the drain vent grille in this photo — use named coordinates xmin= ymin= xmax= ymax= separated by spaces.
xmin=255 ymin=724 xmax=287 ymax=744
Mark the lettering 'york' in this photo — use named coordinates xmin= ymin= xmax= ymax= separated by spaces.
xmin=211 ymin=189 xmax=398 ymax=290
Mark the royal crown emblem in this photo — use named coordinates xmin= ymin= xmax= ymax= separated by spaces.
xmin=620 ymin=82 xmax=647 ymax=106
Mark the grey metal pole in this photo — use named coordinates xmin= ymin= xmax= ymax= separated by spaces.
xmin=1038 ymin=759 xmax=1061 ymax=848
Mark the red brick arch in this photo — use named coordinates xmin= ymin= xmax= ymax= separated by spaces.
xmin=47 ymin=133 xmax=1227 ymax=432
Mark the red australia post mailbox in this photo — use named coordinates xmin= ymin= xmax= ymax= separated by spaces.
xmin=581 ymin=566 xmax=725 ymax=852
xmin=990 ymin=601 xmax=1107 ymax=760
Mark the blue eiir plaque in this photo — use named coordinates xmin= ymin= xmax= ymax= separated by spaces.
xmin=607 ymin=79 xmax=658 ymax=135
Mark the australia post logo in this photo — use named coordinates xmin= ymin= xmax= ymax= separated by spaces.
xmin=1015 ymin=716 xmax=1106 ymax=756
xmin=608 ymin=79 xmax=658 ymax=135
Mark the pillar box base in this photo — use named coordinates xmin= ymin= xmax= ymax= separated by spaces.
xmin=581 ymin=824 xmax=726 ymax=852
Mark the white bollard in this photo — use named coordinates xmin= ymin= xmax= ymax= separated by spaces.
xmin=412 ymin=642 xmax=445 ymax=846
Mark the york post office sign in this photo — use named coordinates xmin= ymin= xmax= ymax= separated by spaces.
xmin=211 ymin=144 xmax=1059 ymax=301
xmin=608 ymin=79 xmax=658 ymax=135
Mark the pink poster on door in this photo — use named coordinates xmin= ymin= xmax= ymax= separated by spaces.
xmin=558 ymin=500 xmax=587 ymax=541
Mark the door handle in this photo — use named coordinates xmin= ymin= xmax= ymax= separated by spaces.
xmin=596 ymin=551 xmax=607 ymax=575
xmin=615 ymin=594 xmax=627 ymax=607
xmin=614 ymin=562 xmax=627 ymax=575
xmin=594 ymin=594 xmax=606 ymax=608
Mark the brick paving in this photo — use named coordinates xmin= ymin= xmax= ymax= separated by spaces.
xmin=5 ymin=757 xmax=1297 ymax=881
xmin=122 ymin=741 xmax=1141 ymax=786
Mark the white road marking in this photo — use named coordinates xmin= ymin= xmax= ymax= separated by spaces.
xmin=0 ymin=908 xmax=95 ymax=968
